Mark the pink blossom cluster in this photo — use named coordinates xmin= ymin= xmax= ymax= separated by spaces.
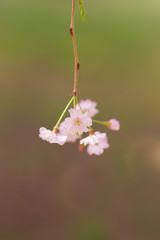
xmin=39 ymin=99 xmax=120 ymax=156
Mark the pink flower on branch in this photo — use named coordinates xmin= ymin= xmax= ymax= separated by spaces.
xmin=80 ymin=131 xmax=110 ymax=155
xmin=39 ymin=127 xmax=67 ymax=145
xmin=63 ymin=108 xmax=92 ymax=135
xmin=76 ymin=99 xmax=99 ymax=118
xmin=59 ymin=121 xmax=79 ymax=143
xmin=39 ymin=1 xmax=120 ymax=156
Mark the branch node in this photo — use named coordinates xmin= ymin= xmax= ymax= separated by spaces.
xmin=70 ymin=91 xmax=77 ymax=97
xmin=69 ymin=26 xmax=73 ymax=37
xmin=77 ymin=62 xmax=80 ymax=71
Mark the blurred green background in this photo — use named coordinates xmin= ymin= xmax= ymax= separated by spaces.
xmin=0 ymin=0 xmax=160 ymax=239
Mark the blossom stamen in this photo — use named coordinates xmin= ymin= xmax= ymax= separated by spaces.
xmin=74 ymin=117 xmax=81 ymax=126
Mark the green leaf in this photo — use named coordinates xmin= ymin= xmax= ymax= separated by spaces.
xmin=78 ymin=0 xmax=85 ymax=22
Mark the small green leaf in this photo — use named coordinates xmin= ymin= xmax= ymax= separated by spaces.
xmin=78 ymin=0 xmax=85 ymax=22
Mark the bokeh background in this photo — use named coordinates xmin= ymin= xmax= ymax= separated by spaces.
xmin=0 ymin=0 xmax=160 ymax=239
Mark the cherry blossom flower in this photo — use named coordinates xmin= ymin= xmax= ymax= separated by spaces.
xmin=76 ymin=99 xmax=99 ymax=118
xmin=59 ymin=121 xmax=79 ymax=143
xmin=63 ymin=108 xmax=92 ymax=135
xmin=80 ymin=131 xmax=110 ymax=155
xmin=106 ymin=119 xmax=120 ymax=131
xmin=39 ymin=127 xmax=67 ymax=145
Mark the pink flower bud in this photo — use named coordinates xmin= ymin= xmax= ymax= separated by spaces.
xmin=78 ymin=144 xmax=84 ymax=152
xmin=107 ymin=119 xmax=120 ymax=131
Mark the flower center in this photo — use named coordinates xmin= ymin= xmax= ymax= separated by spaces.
xmin=83 ymin=108 xmax=89 ymax=113
xmin=74 ymin=117 xmax=81 ymax=126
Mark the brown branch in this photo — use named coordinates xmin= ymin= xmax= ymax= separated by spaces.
xmin=70 ymin=0 xmax=80 ymax=96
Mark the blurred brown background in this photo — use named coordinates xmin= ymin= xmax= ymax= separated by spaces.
xmin=0 ymin=0 xmax=160 ymax=239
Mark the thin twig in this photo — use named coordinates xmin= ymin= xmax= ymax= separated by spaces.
xmin=70 ymin=0 xmax=80 ymax=96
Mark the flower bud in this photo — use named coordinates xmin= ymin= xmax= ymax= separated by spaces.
xmin=78 ymin=144 xmax=84 ymax=152
xmin=105 ymin=119 xmax=120 ymax=131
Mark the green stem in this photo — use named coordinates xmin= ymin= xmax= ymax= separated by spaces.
xmin=73 ymin=96 xmax=76 ymax=110
xmin=55 ymin=96 xmax=74 ymax=128
xmin=75 ymin=97 xmax=84 ymax=113
xmin=92 ymin=119 xmax=106 ymax=125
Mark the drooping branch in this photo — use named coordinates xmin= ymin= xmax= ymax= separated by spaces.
xmin=70 ymin=0 xmax=80 ymax=96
